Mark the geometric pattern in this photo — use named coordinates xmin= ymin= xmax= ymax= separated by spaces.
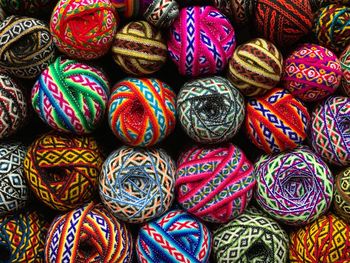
xmin=334 ymin=167 xmax=350 ymax=223
xmin=340 ymin=44 xmax=350 ymax=97
xmin=144 ymin=0 xmax=179 ymax=28
xmin=230 ymin=0 xmax=255 ymax=25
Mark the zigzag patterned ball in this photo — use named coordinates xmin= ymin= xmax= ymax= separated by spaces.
xmin=255 ymin=147 xmax=334 ymax=225
xmin=213 ymin=207 xmax=289 ymax=263
xmin=45 ymin=202 xmax=133 ymax=263
xmin=177 ymin=76 xmax=245 ymax=144
xmin=176 ymin=144 xmax=255 ymax=223
xmin=283 ymin=43 xmax=342 ymax=102
xmin=334 ymin=167 xmax=350 ymax=223
xmin=168 ymin=6 xmax=236 ymax=77
xmin=0 ymin=0 xmax=54 ymax=16
xmin=99 ymin=146 xmax=176 ymax=223
xmin=32 ymin=57 xmax=110 ymax=134
xmin=108 ymin=77 xmax=176 ymax=147
xmin=340 ymin=44 xmax=350 ymax=96
xmin=311 ymin=96 xmax=350 ymax=166
xmin=228 ymin=38 xmax=283 ymax=97
xmin=143 ymin=0 xmax=179 ymax=28
xmin=23 ymin=132 xmax=104 ymax=211
xmin=136 ymin=209 xmax=212 ymax=263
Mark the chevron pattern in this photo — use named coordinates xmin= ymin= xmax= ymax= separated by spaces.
xmin=334 ymin=168 xmax=350 ymax=222
xmin=144 ymin=0 xmax=179 ymax=28
xmin=230 ymin=0 xmax=255 ymax=25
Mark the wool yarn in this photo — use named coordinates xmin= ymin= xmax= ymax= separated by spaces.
xmin=99 ymin=146 xmax=176 ymax=223
xmin=45 ymin=202 xmax=133 ymax=263
xmin=340 ymin=44 xmax=350 ymax=96
xmin=228 ymin=38 xmax=283 ymax=97
xmin=0 ymin=0 xmax=54 ymax=16
xmin=246 ymin=88 xmax=310 ymax=153
xmin=334 ymin=167 xmax=350 ymax=222
xmin=177 ymin=77 xmax=245 ymax=144
xmin=112 ymin=20 xmax=167 ymax=76
xmin=311 ymin=96 xmax=350 ymax=166
xmin=23 ymin=132 xmax=104 ymax=211
xmin=108 ymin=77 xmax=176 ymax=147
xmin=143 ymin=0 xmax=179 ymax=28
xmin=213 ymin=0 xmax=255 ymax=25
xmin=283 ymin=43 xmax=342 ymax=102
xmin=168 ymin=6 xmax=236 ymax=77
xmin=111 ymin=0 xmax=152 ymax=18
xmin=136 ymin=209 xmax=211 ymax=263
xmin=31 ymin=57 xmax=110 ymax=134
xmin=0 ymin=16 xmax=55 ymax=79
xmin=50 ymin=0 xmax=118 ymax=60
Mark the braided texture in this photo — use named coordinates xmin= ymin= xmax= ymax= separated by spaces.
xmin=334 ymin=168 xmax=350 ymax=222
xmin=143 ymin=0 xmax=179 ymax=28
xmin=0 ymin=0 xmax=54 ymax=16
xmin=340 ymin=44 xmax=350 ymax=96
xmin=230 ymin=0 xmax=255 ymax=25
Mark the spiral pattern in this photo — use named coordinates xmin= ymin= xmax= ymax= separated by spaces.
xmin=334 ymin=167 xmax=350 ymax=222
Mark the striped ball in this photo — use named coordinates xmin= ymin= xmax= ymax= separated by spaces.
xmin=112 ymin=20 xmax=167 ymax=76
xmin=143 ymin=0 xmax=179 ymax=28
xmin=228 ymin=38 xmax=283 ymax=97
xmin=108 ymin=77 xmax=176 ymax=147
xmin=111 ymin=0 xmax=152 ymax=18
xmin=0 ymin=0 xmax=54 ymax=16
xmin=31 ymin=57 xmax=110 ymax=134
xmin=334 ymin=167 xmax=350 ymax=223
xmin=340 ymin=44 xmax=350 ymax=96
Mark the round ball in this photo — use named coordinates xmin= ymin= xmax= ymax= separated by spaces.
xmin=0 ymin=0 xmax=54 ymax=16
xmin=168 ymin=6 xmax=236 ymax=77
xmin=334 ymin=167 xmax=350 ymax=222
xmin=255 ymin=147 xmax=334 ymax=225
xmin=111 ymin=0 xmax=152 ymax=19
xmin=23 ymin=132 xmax=104 ymax=211
xmin=246 ymin=88 xmax=310 ymax=153
xmin=311 ymin=96 xmax=350 ymax=166
xmin=143 ymin=0 xmax=179 ymax=28
xmin=0 ymin=16 xmax=55 ymax=78
xmin=213 ymin=0 xmax=255 ymax=25
xmin=112 ymin=20 xmax=167 ymax=76
xmin=50 ymin=0 xmax=118 ymax=60
xmin=340 ymin=44 xmax=350 ymax=96
xmin=45 ymin=202 xmax=133 ymax=262
xmin=136 ymin=209 xmax=212 ymax=262
xmin=99 ymin=146 xmax=176 ymax=223
xmin=108 ymin=77 xmax=176 ymax=147
xmin=213 ymin=207 xmax=289 ymax=263
xmin=177 ymin=76 xmax=245 ymax=144
xmin=176 ymin=144 xmax=255 ymax=223
xmin=31 ymin=57 xmax=110 ymax=134
xmin=228 ymin=38 xmax=283 ymax=97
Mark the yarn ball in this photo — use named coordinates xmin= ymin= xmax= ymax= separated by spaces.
xmin=255 ymin=146 xmax=334 ymax=225
xmin=290 ymin=213 xmax=350 ymax=262
xmin=50 ymin=0 xmax=118 ymax=60
xmin=334 ymin=167 xmax=350 ymax=223
xmin=45 ymin=202 xmax=133 ymax=263
xmin=0 ymin=74 xmax=27 ymax=139
xmin=136 ymin=209 xmax=212 ymax=263
xmin=213 ymin=0 xmax=255 ymax=25
xmin=0 ymin=15 xmax=55 ymax=79
xmin=340 ymin=44 xmax=350 ymax=96
xmin=108 ymin=77 xmax=176 ymax=147
xmin=228 ymin=38 xmax=283 ymax=97
xmin=176 ymin=144 xmax=255 ymax=223
xmin=177 ymin=76 xmax=245 ymax=144
xmin=168 ymin=6 xmax=236 ymax=77
xmin=111 ymin=0 xmax=152 ymax=18
xmin=112 ymin=20 xmax=167 ymax=76
xmin=0 ymin=0 xmax=54 ymax=16
xmin=31 ymin=57 xmax=110 ymax=134
xmin=143 ymin=0 xmax=179 ymax=28
xmin=99 ymin=146 xmax=176 ymax=223
xmin=310 ymin=96 xmax=350 ymax=166
xmin=213 ymin=207 xmax=289 ymax=263
xmin=23 ymin=132 xmax=104 ymax=211
xmin=255 ymin=0 xmax=313 ymax=47
xmin=246 ymin=88 xmax=310 ymax=153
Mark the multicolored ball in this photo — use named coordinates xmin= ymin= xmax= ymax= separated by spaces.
xmin=111 ymin=0 xmax=152 ymax=18
xmin=340 ymin=44 xmax=350 ymax=96
xmin=108 ymin=77 xmax=176 ymax=147
xmin=143 ymin=0 xmax=179 ymax=28
xmin=99 ymin=146 xmax=176 ymax=223
xmin=334 ymin=167 xmax=350 ymax=223
xmin=31 ymin=57 xmax=110 ymax=134
xmin=0 ymin=0 xmax=54 ymax=16
xmin=168 ymin=6 xmax=236 ymax=77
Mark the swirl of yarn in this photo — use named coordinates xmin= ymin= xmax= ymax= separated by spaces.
xmin=334 ymin=167 xmax=350 ymax=222
xmin=340 ymin=44 xmax=350 ymax=96
xmin=143 ymin=0 xmax=179 ymax=28
xmin=108 ymin=77 xmax=176 ymax=147
xmin=31 ymin=57 xmax=110 ymax=134
xmin=136 ymin=209 xmax=212 ymax=263
xmin=99 ymin=146 xmax=176 ymax=223
xmin=0 ymin=0 xmax=54 ymax=16
xmin=255 ymin=146 xmax=334 ymax=225
xmin=111 ymin=0 xmax=152 ymax=19
xmin=168 ymin=6 xmax=236 ymax=77
xmin=23 ymin=132 xmax=104 ymax=211
xmin=45 ymin=202 xmax=133 ymax=263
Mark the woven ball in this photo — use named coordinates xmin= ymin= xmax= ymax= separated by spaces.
xmin=311 ymin=96 xmax=350 ymax=166
xmin=213 ymin=207 xmax=289 ymax=263
xmin=23 ymin=132 xmax=104 ymax=211
xmin=334 ymin=167 xmax=350 ymax=223
xmin=255 ymin=147 xmax=334 ymax=226
xmin=168 ymin=6 xmax=236 ymax=77
xmin=177 ymin=76 xmax=245 ymax=144
xmin=246 ymin=88 xmax=310 ymax=153
xmin=31 ymin=57 xmax=110 ymax=134
xmin=340 ymin=44 xmax=350 ymax=96
xmin=176 ymin=144 xmax=255 ymax=223
xmin=143 ymin=0 xmax=179 ymax=28
xmin=50 ymin=0 xmax=118 ymax=60
xmin=0 ymin=0 xmax=54 ymax=16
xmin=99 ymin=146 xmax=176 ymax=223
xmin=108 ymin=77 xmax=176 ymax=147
xmin=0 ymin=16 xmax=55 ymax=79
xmin=45 ymin=202 xmax=133 ymax=262
xmin=112 ymin=20 xmax=167 ymax=76
xmin=213 ymin=0 xmax=255 ymax=25
xmin=228 ymin=38 xmax=283 ymax=97
xmin=111 ymin=0 xmax=152 ymax=18
xmin=136 ymin=209 xmax=211 ymax=262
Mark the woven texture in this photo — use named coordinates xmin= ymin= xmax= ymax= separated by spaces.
xmin=340 ymin=44 xmax=350 ymax=96
xmin=230 ymin=0 xmax=256 ymax=25
xmin=111 ymin=0 xmax=152 ymax=18
xmin=143 ymin=0 xmax=179 ymax=28
xmin=99 ymin=146 xmax=176 ymax=223
xmin=0 ymin=0 xmax=54 ymax=16
xmin=334 ymin=167 xmax=350 ymax=223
